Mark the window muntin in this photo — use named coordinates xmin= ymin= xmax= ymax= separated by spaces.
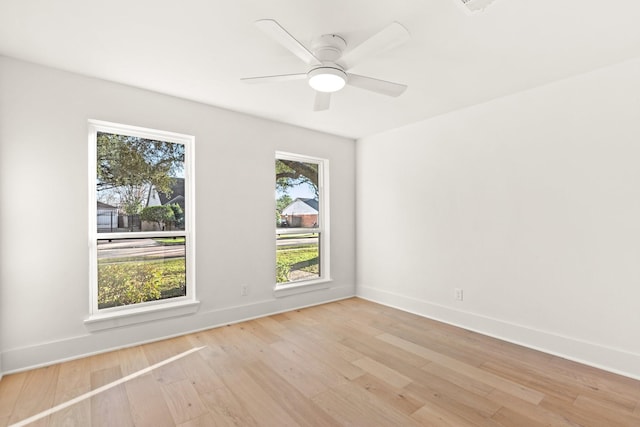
xmin=275 ymin=153 xmax=328 ymax=286
xmin=89 ymin=121 xmax=194 ymax=314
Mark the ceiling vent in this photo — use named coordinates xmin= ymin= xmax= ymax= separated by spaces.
xmin=458 ymin=0 xmax=497 ymax=13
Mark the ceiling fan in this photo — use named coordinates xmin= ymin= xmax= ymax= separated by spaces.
xmin=241 ymin=19 xmax=410 ymax=111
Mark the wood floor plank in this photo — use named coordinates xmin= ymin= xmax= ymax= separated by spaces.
xmin=340 ymin=334 xmax=430 ymax=372
xmin=421 ymin=358 xmax=495 ymax=396
xmin=243 ymin=360 xmax=341 ymax=426
xmin=87 ymin=349 xmax=121 ymax=374
xmin=52 ymin=357 xmax=91 ymax=402
xmin=253 ymin=314 xmax=287 ymax=334
xmin=404 ymin=370 xmax=504 ymax=423
xmin=481 ymin=359 xmax=579 ymax=404
xmin=0 ymin=372 xmax=26 ymax=420
xmin=352 ymin=372 xmax=425 ymax=415
xmin=572 ymin=394 xmax=640 ymax=426
xmin=199 ymin=386 xmax=259 ymax=426
xmin=243 ymin=318 xmax=282 ymax=344
xmin=178 ymin=347 xmax=226 ymax=396
xmin=408 ymin=382 xmax=504 ymax=427
xmin=8 ymin=365 xmax=59 ymax=426
xmin=49 ymin=357 xmax=92 ymax=427
xmin=90 ymin=366 xmax=134 ymax=427
xmin=207 ymin=321 xmax=331 ymax=401
xmin=216 ymin=323 xmax=270 ymax=360
xmin=548 ymin=354 xmax=640 ymax=394
xmin=160 ymin=378 xmax=208 ymax=425
xmin=125 ymin=374 xmax=175 ymax=427
xmin=321 ymin=312 xmax=388 ymax=340
xmin=351 ymin=356 xmax=412 ymax=389
xmin=378 ymin=320 xmax=494 ymax=368
xmin=248 ymin=342 xmax=329 ymax=398
xmin=378 ymin=332 xmax=545 ymax=404
xmin=312 ymin=380 xmax=423 ymax=427
xmin=275 ymin=322 xmax=365 ymax=379
xmin=142 ymin=336 xmax=191 ymax=385
xmin=411 ymin=401 xmax=487 ymax=427
xmin=311 ymin=388 xmax=391 ymax=427
xmin=175 ymin=412 xmax=219 ymax=427
xmin=485 ymin=389 xmax=581 ymax=427
xmin=490 ymin=406 xmax=547 ymax=427
xmin=345 ymin=332 xmax=501 ymax=419
xmin=280 ymin=318 xmax=365 ymax=363
xmin=270 ymin=339 xmax=351 ymax=390
xmin=48 ymin=400 xmax=92 ymax=427
xmin=539 ymin=395 xmax=633 ymax=427
xmin=117 ymin=345 xmax=150 ymax=376
xmin=187 ymin=330 xmax=240 ymax=379
xmin=216 ymin=367 xmax=300 ymax=426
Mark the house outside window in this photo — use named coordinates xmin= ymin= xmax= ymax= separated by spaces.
xmin=87 ymin=120 xmax=196 ymax=325
xmin=275 ymin=152 xmax=330 ymax=293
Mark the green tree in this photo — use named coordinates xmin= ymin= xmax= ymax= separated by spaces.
xmin=97 ymin=132 xmax=184 ymax=215
xmin=141 ymin=205 xmax=175 ymax=230
xmin=276 ymin=159 xmax=318 ymax=197
xmin=276 ymin=194 xmax=293 ymax=225
xmin=169 ymin=203 xmax=184 ymax=229
xmin=98 ymin=263 xmax=162 ymax=308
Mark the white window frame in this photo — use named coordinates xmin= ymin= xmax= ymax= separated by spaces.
xmin=86 ymin=120 xmax=198 ymax=330
xmin=275 ymin=151 xmax=331 ymax=297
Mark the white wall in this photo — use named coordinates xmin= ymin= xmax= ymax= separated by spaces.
xmin=357 ymin=58 xmax=640 ymax=379
xmin=0 ymin=56 xmax=356 ymax=373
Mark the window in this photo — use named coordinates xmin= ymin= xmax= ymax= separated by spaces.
xmin=87 ymin=120 xmax=196 ymax=326
xmin=275 ymin=152 xmax=329 ymax=292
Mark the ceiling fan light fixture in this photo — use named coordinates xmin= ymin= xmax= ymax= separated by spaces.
xmin=308 ymin=67 xmax=347 ymax=93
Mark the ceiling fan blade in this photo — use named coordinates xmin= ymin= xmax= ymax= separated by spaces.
xmin=340 ymin=22 xmax=410 ymax=70
xmin=255 ymin=19 xmax=321 ymax=66
xmin=241 ymin=73 xmax=307 ymax=84
xmin=346 ymin=73 xmax=407 ymax=97
xmin=314 ymin=92 xmax=331 ymax=111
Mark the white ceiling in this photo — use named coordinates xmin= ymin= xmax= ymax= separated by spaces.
xmin=1 ymin=0 xmax=640 ymax=139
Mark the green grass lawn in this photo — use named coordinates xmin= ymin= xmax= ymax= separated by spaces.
xmin=276 ymin=246 xmax=319 ymax=283
xmin=98 ymin=258 xmax=185 ymax=309
xmin=153 ymin=237 xmax=186 ymax=245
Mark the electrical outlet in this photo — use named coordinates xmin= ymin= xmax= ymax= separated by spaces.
xmin=454 ymin=288 xmax=464 ymax=301
xmin=241 ymin=284 xmax=249 ymax=296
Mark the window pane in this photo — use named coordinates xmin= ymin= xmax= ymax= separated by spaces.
xmin=97 ymin=237 xmax=186 ymax=309
xmin=275 ymin=159 xmax=319 ymax=229
xmin=276 ymin=232 xmax=320 ymax=283
xmin=96 ymin=132 xmax=185 ymax=233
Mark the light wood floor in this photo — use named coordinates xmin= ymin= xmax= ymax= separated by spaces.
xmin=1 ymin=298 xmax=639 ymax=426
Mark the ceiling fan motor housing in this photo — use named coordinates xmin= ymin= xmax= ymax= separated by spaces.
xmin=312 ymin=34 xmax=347 ymax=62
xmin=307 ymin=34 xmax=348 ymax=92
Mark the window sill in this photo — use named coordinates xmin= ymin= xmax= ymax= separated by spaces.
xmin=84 ymin=299 xmax=200 ymax=331
xmin=273 ymin=278 xmax=332 ymax=298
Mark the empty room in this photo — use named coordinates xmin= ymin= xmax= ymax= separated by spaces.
xmin=1 ymin=0 xmax=640 ymax=425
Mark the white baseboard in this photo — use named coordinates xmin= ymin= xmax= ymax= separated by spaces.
xmin=357 ymin=286 xmax=640 ymax=381
xmin=1 ymin=286 xmax=355 ymax=375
